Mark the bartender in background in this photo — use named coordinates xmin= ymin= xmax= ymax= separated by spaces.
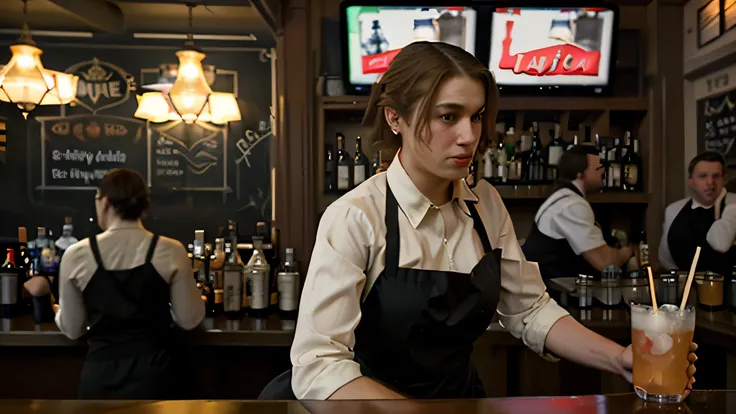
xmin=55 ymin=168 xmax=204 ymax=399
xmin=659 ymin=151 xmax=736 ymax=275
xmin=523 ymin=145 xmax=635 ymax=280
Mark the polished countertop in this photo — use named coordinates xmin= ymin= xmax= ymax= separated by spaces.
xmin=1 ymin=391 xmax=733 ymax=413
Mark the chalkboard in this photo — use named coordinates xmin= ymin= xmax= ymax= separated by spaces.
xmin=37 ymin=114 xmax=148 ymax=190
xmin=698 ymin=89 xmax=736 ymax=162
xmin=150 ymin=121 xmax=229 ymax=191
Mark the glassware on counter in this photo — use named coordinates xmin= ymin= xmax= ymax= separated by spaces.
xmin=596 ymin=265 xmax=622 ymax=308
xmin=694 ymin=271 xmax=725 ymax=311
xmin=574 ymin=274 xmax=594 ymax=309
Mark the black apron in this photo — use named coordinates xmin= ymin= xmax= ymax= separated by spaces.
xmin=522 ymin=182 xmax=601 ymax=279
xmin=667 ymin=198 xmax=736 ymax=276
xmin=78 ymin=234 xmax=181 ymax=400
xmin=259 ymin=183 xmax=502 ymax=399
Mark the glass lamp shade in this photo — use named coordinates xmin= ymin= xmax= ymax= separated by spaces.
xmin=0 ymin=44 xmax=79 ymax=116
xmin=134 ymin=92 xmax=172 ymax=123
xmin=207 ymin=92 xmax=241 ymax=124
xmin=168 ymin=49 xmax=212 ymax=124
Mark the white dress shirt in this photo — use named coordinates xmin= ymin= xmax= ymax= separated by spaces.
xmin=55 ymin=220 xmax=205 ymax=339
xmin=290 ymin=155 xmax=569 ymax=400
xmin=534 ymin=185 xmax=606 ymax=255
xmin=659 ymin=193 xmax=736 ymax=269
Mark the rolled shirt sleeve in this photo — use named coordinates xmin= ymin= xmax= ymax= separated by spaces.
xmin=55 ymin=242 xmax=89 ymax=340
xmin=550 ymin=200 xmax=606 ymax=255
xmin=290 ymin=204 xmax=374 ymax=400
xmin=659 ymin=202 xmax=681 ymax=270
xmin=491 ymin=189 xmax=569 ymax=358
xmin=707 ymin=203 xmax=736 ymax=253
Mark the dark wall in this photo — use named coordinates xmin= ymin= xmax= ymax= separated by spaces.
xmin=0 ymin=41 xmax=273 ymax=244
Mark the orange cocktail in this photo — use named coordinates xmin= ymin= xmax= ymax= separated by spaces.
xmin=631 ymin=303 xmax=695 ymax=403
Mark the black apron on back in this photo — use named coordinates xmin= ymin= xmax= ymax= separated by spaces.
xmin=667 ymin=198 xmax=736 ymax=276
xmin=522 ymin=182 xmax=601 ymax=279
xmin=78 ymin=234 xmax=181 ymax=400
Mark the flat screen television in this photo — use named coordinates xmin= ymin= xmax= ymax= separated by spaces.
xmin=488 ymin=5 xmax=619 ymax=95
xmin=340 ymin=1 xmax=490 ymax=95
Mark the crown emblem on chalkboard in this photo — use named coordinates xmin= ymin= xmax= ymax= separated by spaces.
xmin=80 ymin=58 xmax=113 ymax=83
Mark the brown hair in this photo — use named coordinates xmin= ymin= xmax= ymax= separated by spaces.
xmin=558 ymin=145 xmax=599 ymax=181
xmin=688 ymin=151 xmax=726 ymax=177
xmin=98 ymin=168 xmax=150 ymax=220
xmin=362 ymin=41 xmax=499 ymax=150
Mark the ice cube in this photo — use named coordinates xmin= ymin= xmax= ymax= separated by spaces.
xmin=658 ymin=304 xmax=680 ymax=313
xmin=649 ymin=333 xmax=673 ymax=355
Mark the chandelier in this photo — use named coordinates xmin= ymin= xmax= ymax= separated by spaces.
xmin=134 ymin=5 xmax=241 ymax=125
xmin=0 ymin=0 xmax=78 ymax=118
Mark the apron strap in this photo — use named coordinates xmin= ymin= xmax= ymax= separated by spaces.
xmin=88 ymin=235 xmax=105 ymax=270
xmin=145 ymin=235 xmax=160 ymax=263
xmin=384 ymin=185 xmax=401 ymax=274
xmin=465 ymin=201 xmax=493 ymax=253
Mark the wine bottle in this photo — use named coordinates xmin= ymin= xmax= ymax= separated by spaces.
xmin=354 ymin=136 xmax=370 ymax=187
xmin=210 ymin=237 xmax=225 ymax=315
xmin=1 ymin=248 xmax=19 ymax=318
xmin=336 ymin=133 xmax=352 ymax=191
xmin=277 ymin=247 xmax=300 ymax=319
xmin=223 ymin=221 xmax=244 ymax=320
xmin=622 ymin=132 xmax=642 ymax=192
xmin=246 ymin=225 xmax=271 ymax=318
xmin=325 ymin=144 xmax=335 ymax=193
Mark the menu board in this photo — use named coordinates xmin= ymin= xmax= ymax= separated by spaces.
xmin=150 ymin=121 xmax=228 ymax=191
xmin=38 ymin=114 xmax=148 ymax=190
xmin=697 ymin=88 xmax=736 ymax=166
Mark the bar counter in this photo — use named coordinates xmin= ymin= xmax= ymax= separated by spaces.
xmin=1 ymin=391 xmax=734 ymax=414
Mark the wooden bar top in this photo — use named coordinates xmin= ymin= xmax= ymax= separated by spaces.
xmin=1 ymin=391 xmax=734 ymax=413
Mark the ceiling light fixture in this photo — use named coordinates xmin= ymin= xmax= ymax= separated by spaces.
xmin=134 ymin=4 xmax=241 ymax=125
xmin=0 ymin=0 xmax=79 ymax=118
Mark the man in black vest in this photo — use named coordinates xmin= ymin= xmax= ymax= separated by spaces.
xmin=523 ymin=145 xmax=635 ymax=280
xmin=659 ymin=151 xmax=736 ymax=275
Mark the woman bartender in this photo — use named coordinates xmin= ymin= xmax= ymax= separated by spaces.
xmin=288 ymin=42 xmax=696 ymax=400
xmin=55 ymin=168 xmax=205 ymax=399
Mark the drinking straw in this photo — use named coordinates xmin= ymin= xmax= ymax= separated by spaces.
xmin=679 ymin=246 xmax=701 ymax=310
xmin=647 ymin=267 xmax=658 ymax=312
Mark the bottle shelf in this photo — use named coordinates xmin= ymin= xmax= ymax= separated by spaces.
xmin=321 ymin=96 xmax=649 ymax=112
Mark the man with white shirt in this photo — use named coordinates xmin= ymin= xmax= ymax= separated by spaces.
xmin=523 ymin=145 xmax=635 ymax=280
xmin=659 ymin=151 xmax=736 ymax=275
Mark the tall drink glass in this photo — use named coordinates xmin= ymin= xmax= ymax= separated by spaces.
xmin=631 ymin=303 xmax=695 ymax=403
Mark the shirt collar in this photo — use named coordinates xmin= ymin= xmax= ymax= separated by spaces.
xmin=106 ymin=219 xmax=144 ymax=231
xmin=386 ymin=150 xmax=479 ymax=228
xmin=691 ymin=198 xmax=714 ymax=209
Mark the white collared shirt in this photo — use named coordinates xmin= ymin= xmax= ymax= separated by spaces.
xmin=290 ymin=155 xmax=569 ymax=400
xmin=55 ymin=220 xmax=205 ymax=339
xmin=659 ymin=193 xmax=736 ymax=269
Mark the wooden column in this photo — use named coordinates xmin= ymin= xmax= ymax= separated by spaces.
xmin=645 ymin=0 xmax=686 ymax=269
xmin=274 ymin=0 xmax=317 ymax=268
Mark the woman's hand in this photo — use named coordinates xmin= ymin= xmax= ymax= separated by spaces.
xmin=618 ymin=342 xmax=698 ymax=398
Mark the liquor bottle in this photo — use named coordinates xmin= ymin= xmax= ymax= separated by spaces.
xmin=354 ymin=136 xmax=370 ymax=187
xmin=54 ymin=217 xmax=78 ymax=255
xmin=622 ymin=132 xmax=642 ymax=192
xmin=638 ymin=230 xmax=649 ymax=269
xmin=582 ymin=126 xmax=594 ymax=146
xmin=496 ymin=139 xmax=507 ymax=183
xmin=483 ymin=145 xmax=495 ymax=181
xmin=547 ymin=124 xmax=564 ymax=180
xmin=277 ymin=247 xmax=300 ymax=319
xmin=336 ymin=133 xmax=352 ymax=191
xmin=1 ymin=248 xmax=19 ymax=318
xmin=324 ymin=144 xmax=335 ymax=193
xmin=567 ymin=134 xmax=579 ymax=151
xmin=371 ymin=150 xmax=383 ymax=175
xmin=245 ymin=232 xmax=271 ymax=318
xmin=599 ymin=143 xmax=608 ymax=192
xmin=223 ymin=221 xmax=244 ymax=319
xmin=607 ymin=138 xmax=622 ymax=190
xmin=209 ymin=237 xmax=225 ymax=315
